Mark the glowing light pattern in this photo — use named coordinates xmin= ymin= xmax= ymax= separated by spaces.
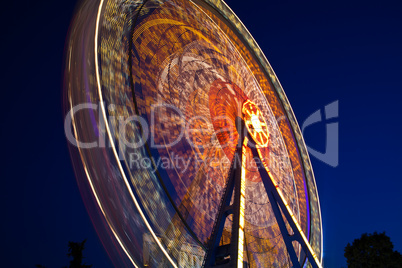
xmin=63 ymin=0 xmax=323 ymax=267
xmin=237 ymin=136 xmax=248 ymax=268
xmin=242 ymin=100 xmax=269 ymax=147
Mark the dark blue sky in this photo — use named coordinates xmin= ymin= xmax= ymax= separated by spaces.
xmin=1 ymin=0 xmax=401 ymax=267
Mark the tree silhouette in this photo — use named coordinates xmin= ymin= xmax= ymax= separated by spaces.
xmin=344 ymin=232 xmax=402 ymax=268
xmin=66 ymin=239 xmax=92 ymax=268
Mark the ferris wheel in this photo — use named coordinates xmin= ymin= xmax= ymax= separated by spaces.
xmin=64 ymin=0 xmax=323 ymax=267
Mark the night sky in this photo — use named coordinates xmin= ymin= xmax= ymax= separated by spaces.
xmin=1 ymin=0 xmax=401 ymax=267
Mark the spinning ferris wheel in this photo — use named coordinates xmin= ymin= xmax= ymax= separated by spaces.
xmin=64 ymin=0 xmax=323 ymax=267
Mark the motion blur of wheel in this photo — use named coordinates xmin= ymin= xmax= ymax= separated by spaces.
xmin=64 ymin=0 xmax=322 ymax=267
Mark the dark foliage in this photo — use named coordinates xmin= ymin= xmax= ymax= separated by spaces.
xmin=344 ymin=232 xmax=402 ymax=268
xmin=66 ymin=239 xmax=92 ymax=268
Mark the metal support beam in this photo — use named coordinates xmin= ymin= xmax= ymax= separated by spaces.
xmin=203 ymin=117 xmax=245 ymax=268
xmin=203 ymin=151 xmax=237 ymax=267
xmin=249 ymin=145 xmax=321 ymax=268
xmin=266 ymin=190 xmax=301 ymax=267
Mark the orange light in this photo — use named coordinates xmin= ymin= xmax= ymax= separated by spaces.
xmin=242 ymin=100 xmax=269 ymax=147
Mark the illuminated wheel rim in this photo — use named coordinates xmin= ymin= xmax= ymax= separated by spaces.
xmin=64 ymin=0 xmax=323 ymax=267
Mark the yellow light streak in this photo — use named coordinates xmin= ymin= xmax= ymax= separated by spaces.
xmin=69 ymin=94 xmax=139 ymax=268
xmin=237 ymin=137 xmax=248 ymax=268
xmin=258 ymin=132 xmax=263 ymax=142
xmin=94 ymin=2 xmax=178 ymax=267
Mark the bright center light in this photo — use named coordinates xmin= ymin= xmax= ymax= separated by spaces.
xmin=251 ymin=114 xmax=262 ymax=132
